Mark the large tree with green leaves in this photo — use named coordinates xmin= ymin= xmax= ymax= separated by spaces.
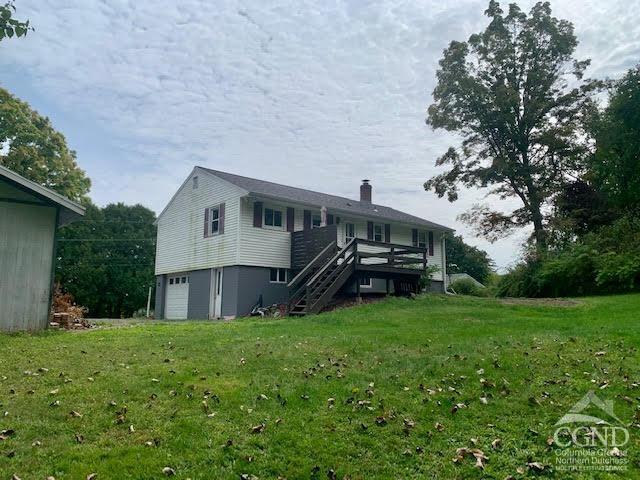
xmin=0 ymin=1 xmax=31 ymax=41
xmin=590 ymin=65 xmax=640 ymax=213
xmin=0 ymin=87 xmax=91 ymax=202
xmin=56 ymin=203 xmax=157 ymax=318
xmin=445 ymin=234 xmax=494 ymax=283
xmin=424 ymin=1 xmax=600 ymax=252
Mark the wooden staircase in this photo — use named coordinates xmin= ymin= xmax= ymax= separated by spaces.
xmin=288 ymin=238 xmax=357 ymax=316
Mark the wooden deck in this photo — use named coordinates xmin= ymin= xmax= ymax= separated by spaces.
xmin=288 ymin=229 xmax=428 ymax=315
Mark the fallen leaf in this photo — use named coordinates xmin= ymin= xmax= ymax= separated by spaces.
xmin=491 ymin=438 xmax=502 ymax=449
xmin=69 ymin=411 xmax=83 ymax=418
xmin=527 ymin=461 xmax=547 ymax=472
xmin=251 ymin=423 xmax=265 ymax=434
xmin=609 ymin=447 xmax=625 ymax=458
xmin=162 ymin=467 xmax=176 ymax=476
xmin=454 ymin=447 xmax=488 ymax=469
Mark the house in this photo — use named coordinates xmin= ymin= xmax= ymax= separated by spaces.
xmin=0 ymin=165 xmax=85 ymax=331
xmin=154 ymin=167 xmax=454 ymax=319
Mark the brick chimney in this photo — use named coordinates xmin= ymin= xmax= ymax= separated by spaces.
xmin=360 ymin=179 xmax=372 ymax=203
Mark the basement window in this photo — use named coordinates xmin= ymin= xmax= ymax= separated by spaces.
xmin=359 ymin=276 xmax=372 ymax=288
xmin=270 ymin=268 xmax=288 ymax=283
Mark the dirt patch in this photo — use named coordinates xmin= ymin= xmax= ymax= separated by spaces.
xmin=499 ymin=297 xmax=582 ymax=307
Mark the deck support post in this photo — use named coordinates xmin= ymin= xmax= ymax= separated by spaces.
xmin=356 ymin=275 xmax=362 ymax=304
xmin=386 ymin=278 xmax=390 ymax=295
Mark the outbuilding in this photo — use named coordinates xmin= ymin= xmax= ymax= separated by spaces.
xmin=0 ymin=165 xmax=85 ymax=331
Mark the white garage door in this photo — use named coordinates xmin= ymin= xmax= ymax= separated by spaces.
xmin=165 ymin=274 xmax=189 ymax=319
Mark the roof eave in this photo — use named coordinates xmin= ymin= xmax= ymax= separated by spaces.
xmin=246 ymin=192 xmax=454 ymax=232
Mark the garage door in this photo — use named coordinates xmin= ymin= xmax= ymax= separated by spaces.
xmin=165 ymin=274 xmax=189 ymax=319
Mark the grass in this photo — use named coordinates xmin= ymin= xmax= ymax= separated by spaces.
xmin=1 ymin=293 xmax=639 ymax=479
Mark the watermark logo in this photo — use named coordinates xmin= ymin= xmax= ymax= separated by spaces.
xmin=553 ymin=391 xmax=629 ymax=473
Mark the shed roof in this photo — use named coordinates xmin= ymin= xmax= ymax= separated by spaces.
xmin=200 ymin=167 xmax=454 ymax=231
xmin=0 ymin=165 xmax=85 ymax=225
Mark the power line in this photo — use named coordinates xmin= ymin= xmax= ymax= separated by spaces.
xmin=58 ymin=238 xmax=156 ymax=242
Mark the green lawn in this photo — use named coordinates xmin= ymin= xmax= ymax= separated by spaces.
xmin=1 ymin=294 xmax=639 ymax=479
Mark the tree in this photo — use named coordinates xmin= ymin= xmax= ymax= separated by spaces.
xmin=0 ymin=1 xmax=32 ymax=41
xmin=424 ymin=1 xmax=600 ymax=252
xmin=550 ymin=180 xmax=616 ymax=241
xmin=590 ymin=65 xmax=640 ymax=213
xmin=0 ymin=87 xmax=91 ymax=202
xmin=55 ymin=203 xmax=157 ymax=318
xmin=445 ymin=234 xmax=494 ymax=283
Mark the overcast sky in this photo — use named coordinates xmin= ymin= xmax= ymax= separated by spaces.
xmin=1 ymin=0 xmax=638 ymax=270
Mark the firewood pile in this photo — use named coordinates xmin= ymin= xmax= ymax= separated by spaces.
xmin=49 ymin=283 xmax=91 ymax=329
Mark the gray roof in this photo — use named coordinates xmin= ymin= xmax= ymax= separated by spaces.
xmin=0 ymin=165 xmax=85 ymax=226
xmin=201 ymin=167 xmax=453 ymax=231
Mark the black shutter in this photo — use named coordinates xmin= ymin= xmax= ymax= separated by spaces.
xmin=219 ymin=203 xmax=225 ymax=234
xmin=286 ymin=207 xmax=295 ymax=232
xmin=253 ymin=201 xmax=263 ymax=228
xmin=384 ymin=224 xmax=391 ymax=243
xmin=327 ymin=214 xmax=334 ymax=225
xmin=204 ymin=208 xmax=209 ymax=238
xmin=367 ymin=221 xmax=374 ymax=240
xmin=428 ymin=231 xmax=434 ymax=256
xmin=412 ymin=228 xmax=418 ymax=247
xmin=303 ymin=210 xmax=312 ymax=230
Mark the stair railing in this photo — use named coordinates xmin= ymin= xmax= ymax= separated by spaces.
xmin=288 ymin=241 xmax=337 ymax=311
xmin=304 ymin=238 xmax=358 ymax=313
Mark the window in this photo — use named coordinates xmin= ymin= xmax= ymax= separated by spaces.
xmin=312 ymin=214 xmax=322 ymax=229
xmin=345 ymin=222 xmax=355 ymax=243
xmin=373 ymin=224 xmax=383 ymax=242
xmin=264 ymin=208 xmax=283 ymax=229
xmin=269 ymin=268 xmax=288 ymax=283
xmin=169 ymin=275 xmax=188 ymax=285
xmin=192 ymin=176 xmax=199 ymax=189
xmin=418 ymin=231 xmax=427 ymax=248
xmin=359 ymin=276 xmax=372 ymax=288
xmin=209 ymin=206 xmax=220 ymax=235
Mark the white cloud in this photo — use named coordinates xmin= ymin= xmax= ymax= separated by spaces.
xmin=0 ymin=0 xmax=638 ymax=270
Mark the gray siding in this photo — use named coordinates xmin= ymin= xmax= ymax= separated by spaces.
xmin=221 ymin=266 xmax=240 ymax=317
xmin=223 ymin=266 xmax=289 ymax=317
xmin=0 ymin=201 xmax=57 ymax=331
xmin=187 ymin=269 xmax=211 ymax=319
xmin=154 ymin=275 xmax=166 ymax=319
xmin=429 ymin=280 xmax=445 ymax=293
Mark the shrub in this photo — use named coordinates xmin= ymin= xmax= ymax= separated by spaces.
xmin=497 ymin=217 xmax=640 ymax=297
xmin=450 ymin=278 xmax=485 ymax=296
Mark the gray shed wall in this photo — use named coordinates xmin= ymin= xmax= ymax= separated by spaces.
xmin=0 ymin=201 xmax=57 ymax=331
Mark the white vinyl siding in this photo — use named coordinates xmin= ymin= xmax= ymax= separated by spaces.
xmin=156 ymin=170 xmax=446 ymax=282
xmin=237 ymin=198 xmax=292 ymax=268
xmin=155 ymin=170 xmax=243 ymax=275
